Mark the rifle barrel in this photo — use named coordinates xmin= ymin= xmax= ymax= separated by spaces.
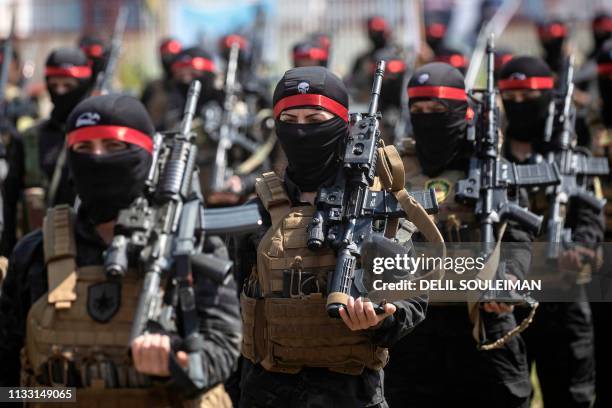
xmin=367 ymin=61 xmax=385 ymax=117
xmin=180 ymin=80 xmax=201 ymax=137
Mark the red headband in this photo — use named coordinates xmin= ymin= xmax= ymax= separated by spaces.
xmin=224 ymin=35 xmax=247 ymax=49
xmin=293 ymin=48 xmax=328 ymax=61
xmin=171 ymin=57 xmax=216 ymax=72
xmin=161 ymin=40 xmax=182 ymax=55
xmin=45 ymin=65 xmax=92 ymax=79
xmin=498 ymin=76 xmax=554 ymax=90
xmin=67 ymin=125 xmax=153 ymax=153
xmin=594 ymin=18 xmax=612 ymax=32
xmin=274 ymin=94 xmax=348 ymax=122
xmin=369 ymin=17 xmax=388 ymax=31
xmin=427 ymin=23 xmax=446 ymax=38
xmin=436 ymin=54 xmax=468 ymax=68
xmin=539 ymin=23 xmax=567 ymax=38
xmin=81 ymin=44 xmax=104 ymax=58
xmin=598 ymin=62 xmax=612 ymax=75
xmin=386 ymin=60 xmax=406 ymax=73
xmin=408 ymin=86 xmax=467 ymax=101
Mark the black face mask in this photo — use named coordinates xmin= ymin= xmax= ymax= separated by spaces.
xmin=49 ymin=84 xmax=89 ymax=124
xmin=177 ymin=74 xmax=215 ymax=105
xmin=380 ymin=76 xmax=404 ymax=110
xmin=542 ymin=38 xmax=564 ymax=72
xmin=503 ymin=96 xmax=550 ymax=142
xmin=595 ymin=33 xmax=612 ymax=54
xmin=369 ymin=31 xmax=387 ymax=50
xmin=411 ymin=111 xmax=466 ymax=177
xmin=598 ymin=77 xmax=612 ymax=127
xmin=69 ymin=147 xmax=151 ymax=224
xmin=275 ymin=116 xmax=347 ymax=192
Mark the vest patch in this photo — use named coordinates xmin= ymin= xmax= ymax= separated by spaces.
xmin=87 ymin=281 xmax=121 ymax=323
xmin=425 ymin=178 xmax=452 ymax=203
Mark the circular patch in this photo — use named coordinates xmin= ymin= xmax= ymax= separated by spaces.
xmin=417 ymin=73 xmax=430 ymax=84
xmin=425 ymin=178 xmax=452 ymax=203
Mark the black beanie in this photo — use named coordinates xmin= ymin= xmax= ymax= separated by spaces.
xmin=45 ymin=48 xmax=92 ymax=79
xmin=66 ymin=94 xmax=154 ymax=224
xmin=272 ymin=66 xmax=348 ymax=121
xmin=66 ymin=94 xmax=154 ymax=152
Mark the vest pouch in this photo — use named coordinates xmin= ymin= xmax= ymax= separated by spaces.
xmin=260 ymin=295 xmax=388 ymax=375
xmin=240 ymin=292 xmax=266 ymax=363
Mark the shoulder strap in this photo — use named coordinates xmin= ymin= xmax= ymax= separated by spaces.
xmin=43 ymin=204 xmax=77 ymax=310
xmin=255 ymin=172 xmax=292 ymax=227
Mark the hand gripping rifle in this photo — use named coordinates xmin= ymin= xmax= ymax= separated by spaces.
xmin=308 ymin=61 xmax=442 ymax=318
xmin=543 ymin=55 xmax=608 ymax=260
xmin=103 ymin=81 xmax=261 ymax=393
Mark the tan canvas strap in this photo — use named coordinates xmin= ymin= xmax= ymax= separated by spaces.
xmin=376 ymin=145 xmax=405 ymax=191
xmin=465 ymin=223 xmax=538 ymax=350
xmin=43 ymin=205 xmax=77 ymax=310
xmin=255 ymin=172 xmax=292 ymax=227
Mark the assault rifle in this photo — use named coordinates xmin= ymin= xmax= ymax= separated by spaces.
xmin=308 ymin=61 xmax=440 ymax=318
xmin=103 ymin=81 xmax=261 ymax=392
xmin=456 ymin=34 xmax=559 ymax=256
xmin=92 ymin=5 xmax=128 ymax=95
xmin=543 ymin=55 xmax=608 ymax=260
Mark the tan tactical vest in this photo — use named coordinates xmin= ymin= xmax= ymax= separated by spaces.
xmin=240 ymin=172 xmax=389 ymax=376
xmin=403 ymin=153 xmax=476 ymax=241
xmin=21 ymin=205 xmax=230 ymax=408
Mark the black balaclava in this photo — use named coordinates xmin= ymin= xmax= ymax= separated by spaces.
xmin=538 ymin=21 xmax=567 ymax=73
xmin=499 ymin=56 xmax=554 ymax=143
xmin=66 ymin=94 xmax=154 ymax=224
xmin=171 ymin=47 xmax=217 ymax=105
xmin=273 ymin=66 xmax=349 ymax=192
xmin=433 ymin=46 xmax=469 ymax=75
xmin=408 ymin=62 xmax=468 ymax=177
xmin=45 ymin=48 xmax=93 ymax=124
xmin=78 ymin=34 xmax=108 ymax=80
xmin=593 ymin=13 xmax=612 ymax=56
xmin=159 ymin=37 xmax=182 ymax=80
xmin=597 ymin=39 xmax=612 ymax=127
xmin=425 ymin=21 xmax=447 ymax=53
xmin=372 ymin=48 xmax=406 ymax=110
xmin=367 ymin=16 xmax=390 ymax=51
xmin=292 ymin=40 xmax=329 ymax=68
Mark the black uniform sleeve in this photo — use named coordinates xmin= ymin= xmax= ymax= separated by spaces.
xmin=368 ymin=295 xmax=428 ymax=348
xmin=0 ymin=230 xmax=43 ymax=386
xmin=569 ymin=183 xmax=605 ymax=248
xmin=179 ymin=235 xmax=242 ymax=397
xmin=1 ymin=130 xmax=25 ymax=256
xmin=499 ymin=187 xmax=535 ymax=280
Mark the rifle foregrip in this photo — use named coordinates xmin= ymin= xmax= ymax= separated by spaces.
xmin=191 ymin=253 xmax=233 ymax=284
xmin=504 ymin=202 xmax=543 ymax=235
xmin=326 ymin=249 xmax=356 ymax=318
xmin=574 ymin=190 xmax=606 ymax=211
